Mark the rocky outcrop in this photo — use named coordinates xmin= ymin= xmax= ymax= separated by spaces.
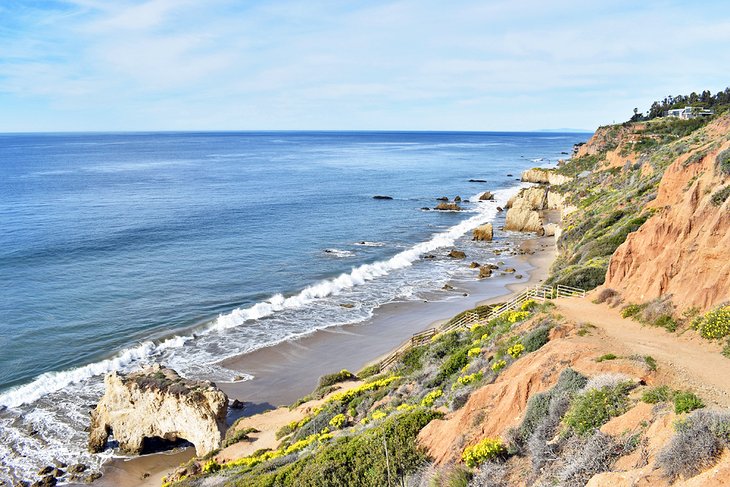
xmin=478 ymin=191 xmax=494 ymax=201
xmin=472 ymin=223 xmax=493 ymax=241
xmin=478 ymin=266 xmax=492 ymax=278
xmin=604 ymin=119 xmax=730 ymax=311
xmin=434 ymin=202 xmax=462 ymax=211
xmin=505 ymin=198 xmax=544 ymax=233
xmin=521 ymin=168 xmax=572 ymax=185
xmin=88 ymin=365 xmax=228 ymax=457
xmin=448 ymin=249 xmax=466 ymax=259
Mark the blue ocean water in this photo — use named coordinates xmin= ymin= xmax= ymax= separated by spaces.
xmin=0 ymin=131 xmax=586 ymax=481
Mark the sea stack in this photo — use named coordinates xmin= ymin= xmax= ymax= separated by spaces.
xmin=88 ymin=365 xmax=228 ymax=457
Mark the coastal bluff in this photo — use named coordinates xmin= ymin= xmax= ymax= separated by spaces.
xmin=88 ymin=365 xmax=228 ymax=457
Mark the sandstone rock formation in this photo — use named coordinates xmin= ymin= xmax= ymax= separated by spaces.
xmin=604 ymin=119 xmax=730 ymax=311
xmin=472 ymin=223 xmax=493 ymax=241
xmin=434 ymin=202 xmax=462 ymax=211
xmin=478 ymin=191 xmax=494 ymax=201
xmin=521 ymin=168 xmax=572 ymax=185
xmin=505 ymin=198 xmax=544 ymax=233
xmin=88 ymin=365 xmax=228 ymax=457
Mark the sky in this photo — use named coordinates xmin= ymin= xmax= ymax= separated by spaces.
xmin=0 ymin=0 xmax=729 ymax=132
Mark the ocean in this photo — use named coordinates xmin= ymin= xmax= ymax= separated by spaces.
xmin=0 ymin=131 xmax=587 ymax=482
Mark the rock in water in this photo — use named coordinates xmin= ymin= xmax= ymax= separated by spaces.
xmin=434 ymin=202 xmax=462 ymax=211
xmin=472 ymin=223 xmax=494 ymax=241
xmin=88 ymin=365 xmax=228 ymax=457
xmin=372 ymin=195 xmax=393 ymax=200
xmin=478 ymin=191 xmax=494 ymax=201
xmin=454 ymin=195 xmax=461 ymax=202
xmin=448 ymin=249 xmax=466 ymax=259
xmin=479 ymin=266 xmax=493 ymax=278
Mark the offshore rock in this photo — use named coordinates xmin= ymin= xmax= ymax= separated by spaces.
xmin=479 ymin=191 xmax=495 ymax=201
xmin=434 ymin=202 xmax=462 ymax=211
xmin=88 ymin=365 xmax=227 ymax=457
xmin=448 ymin=249 xmax=466 ymax=259
xmin=472 ymin=223 xmax=494 ymax=241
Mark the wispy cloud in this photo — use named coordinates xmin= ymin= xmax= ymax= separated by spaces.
xmin=0 ymin=0 xmax=728 ymax=131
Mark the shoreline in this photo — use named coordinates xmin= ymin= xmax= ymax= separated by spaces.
xmin=92 ymin=234 xmax=557 ymax=487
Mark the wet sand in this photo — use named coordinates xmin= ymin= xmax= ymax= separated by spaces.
xmin=93 ymin=235 xmax=556 ymax=487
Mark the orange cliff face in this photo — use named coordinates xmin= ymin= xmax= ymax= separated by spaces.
xmin=604 ymin=115 xmax=730 ymax=311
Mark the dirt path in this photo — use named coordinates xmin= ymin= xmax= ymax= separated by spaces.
xmin=555 ymin=297 xmax=730 ymax=407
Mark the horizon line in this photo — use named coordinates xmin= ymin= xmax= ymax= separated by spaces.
xmin=0 ymin=128 xmax=595 ymax=136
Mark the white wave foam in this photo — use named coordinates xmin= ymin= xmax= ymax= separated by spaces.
xmin=353 ymin=241 xmax=385 ymax=247
xmin=0 ymin=335 xmax=191 ymax=409
xmin=210 ymin=187 xmax=514 ymax=333
xmin=323 ymin=248 xmax=356 ymax=257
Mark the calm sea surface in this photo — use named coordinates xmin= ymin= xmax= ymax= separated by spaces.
xmin=0 ymin=131 xmax=587 ymax=481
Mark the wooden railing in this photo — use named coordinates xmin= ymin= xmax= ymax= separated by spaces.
xmin=377 ymin=283 xmax=585 ymax=372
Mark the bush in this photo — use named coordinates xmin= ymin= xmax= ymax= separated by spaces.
xmin=673 ymin=391 xmax=705 ymax=414
xmin=657 ymin=410 xmax=730 ymax=481
xmin=399 ymin=346 xmax=427 ymax=373
xmin=358 ymin=363 xmax=380 ymax=379
xmin=421 ymin=389 xmax=443 ymax=407
xmin=328 ymin=414 xmax=346 ymax=429
xmin=491 ymin=360 xmax=507 ymax=372
xmin=462 ymin=438 xmax=508 ymax=467
xmin=717 ymin=148 xmax=730 ymax=175
xmin=644 ymin=355 xmax=658 ymax=371
xmin=522 ymin=325 xmax=551 ymax=353
xmin=520 ymin=299 xmax=537 ymax=311
xmin=621 ymin=304 xmax=643 ymax=318
xmin=317 ymin=369 xmax=356 ymax=389
xmin=641 ymin=385 xmax=674 ymax=404
xmin=694 ymin=306 xmax=730 ymax=339
xmin=510 ymin=369 xmax=587 ymax=451
xmin=430 ymin=347 xmax=470 ymax=387
xmin=654 ymin=314 xmax=678 ymax=332
xmin=638 ymin=296 xmax=674 ymax=324
xmin=223 ymin=427 xmax=259 ymax=448
xmin=711 ymin=185 xmax=730 ymax=206
xmin=469 ymin=461 xmax=508 ymax=487
xmin=596 ymin=353 xmax=617 ymax=362
xmin=556 ymin=431 xmax=628 ymax=487
xmin=453 ymin=372 xmax=483 ymax=389
xmin=593 ymin=288 xmax=618 ymax=304
xmin=507 ymin=343 xmax=524 ymax=359
xmin=563 ymin=381 xmax=633 ymax=435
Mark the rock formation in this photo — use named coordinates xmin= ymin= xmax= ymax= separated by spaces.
xmin=434 ymin=202 xmax=462 ymax=211
xmin=478 ymin=266 xmax=492 ymax=278
xmin=478 ymin=191 xmax=494 ymax=201
xmin=88 ymin=365 xmax=228 ymax=457
xmin=472 ymin=223 xmax=493 ymax=241
xmin=521 ymin=167 xmax=572 ymax=185
xmin=448 ymin=249 xmax=466 ymax=259
xmin=505 ymin=198 xmax=544 ymax=233
xmin=604 ymin=119 xmax=730 ymax=311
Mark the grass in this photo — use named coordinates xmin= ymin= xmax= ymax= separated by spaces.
xmin=641 ymin=385 xmax=673 ymax=404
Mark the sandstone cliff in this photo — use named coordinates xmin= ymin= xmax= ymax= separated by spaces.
xmin=521 ymin=167 xmax=573 ymax=186
xmin=604 ymin=116 xmax=730 ymax=311
xmin=88 ymin=365 xmax=228 ymax=457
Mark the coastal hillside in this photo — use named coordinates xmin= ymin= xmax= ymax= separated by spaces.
xmin=123 ymin=103 xmax=730 ymax=487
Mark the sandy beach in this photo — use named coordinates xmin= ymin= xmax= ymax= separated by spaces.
xmin=91 ymin=235 xmax=556 ymax=487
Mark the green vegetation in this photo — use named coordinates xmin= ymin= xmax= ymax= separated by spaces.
xmin=317 ymin=369 xmax=357 ymax=389
xmin=716 ymin=148 xmax=730 ymax=175
xmin=711 ymin=185 xmax=730 ymax=206
xmin=563 ymin=381 xmax=633 ymax=435
xmin=223 ymin=427 xmax=259 ymax=448
xmin=595 ymin=353 xmax=617 ymax=362
xmin=641 ymin=385 xmax=673 ymax=404
xmin=462 ymin=438 xmax=508 ymax=467
xmin=692 ymin=305 xmax=730 ymax=339
xmin=673 ymin=391 xmax=705 ymax=414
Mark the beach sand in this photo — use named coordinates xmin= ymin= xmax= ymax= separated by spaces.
xmin=92 ymin=235 xmax=556 ymax=487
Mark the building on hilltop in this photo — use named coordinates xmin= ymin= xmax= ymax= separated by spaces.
xmin=665 ymin=106 xmax=715 ymax=119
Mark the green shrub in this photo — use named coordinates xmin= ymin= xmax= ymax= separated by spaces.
xmin=641 ymin=385 xmax=673 ymax=404
xmin=563 ymin=382 xmax=632 ymax=435
xmin=399 ymin=346 xmax=426 ymax=372
xmin=421 ymin=389 xmax=443 ymax=407
xmin=522 ymin=326 xmax=551 ymax=353
xmin=507 ymin=343 xmax=524 ymax=359
xmin=717 ymin=148 xmax=730 ymax=175
xmin=357 ymin=363 xmax=381 ymax=379
xmin=654 ymin=315 xmax=678 ymax=332
xmin=462 ymin=438 xmax=508 ymax=467
xmin=621 ymin=304 xmax=643 ymax=318
xmin=551 ymin=264 xmax=607 ymax=291
xmin=674 ymin=391 xmax=705 ymax=414
xmin=328 ymin=414 xmax=347 ymax=429
xmin=694 ymin=306 xmax=730 ymax=339
xmin=596 ymin=353 xmax=617 ymax=362
xmin=711 ymin=185 xmax=730 ymax=206
xmin=317 ymin=370 xmax=356 ymax=389
xmin=644 ymin=355 xmax=658 ymax=371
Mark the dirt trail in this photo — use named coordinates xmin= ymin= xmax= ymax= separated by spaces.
xmin=555 ymin=297 xmax=730 ymax=407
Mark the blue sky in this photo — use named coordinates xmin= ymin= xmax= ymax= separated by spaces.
xmin=0 ymin=0 xmax=729 ymax=132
